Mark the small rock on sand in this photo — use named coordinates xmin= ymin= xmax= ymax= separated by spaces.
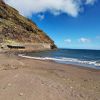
xmin=8 ymin=83 xmax=12 ymax=87
xmin=19 ymin=93 xmax=24 ymax=96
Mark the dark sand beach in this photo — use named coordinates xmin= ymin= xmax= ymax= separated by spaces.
xmin=0 ymin=0 xmax=100 ymax=100
xmin=0 ymin=53 xmax=100 ymax=100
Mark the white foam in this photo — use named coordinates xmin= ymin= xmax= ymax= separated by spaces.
xmin=18 ymin=54 xmax=100 ymax=67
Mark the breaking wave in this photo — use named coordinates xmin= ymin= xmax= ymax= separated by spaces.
xmin=18 ymin=54 xmax=100 ymax=69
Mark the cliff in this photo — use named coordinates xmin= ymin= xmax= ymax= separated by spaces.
xmin=0 ymin=0 xmax=57 ymax=50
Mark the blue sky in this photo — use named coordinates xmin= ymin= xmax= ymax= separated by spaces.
xmin=5 ymin=0 xmax=100 ymax=49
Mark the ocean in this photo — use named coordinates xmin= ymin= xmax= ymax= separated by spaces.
xmin=19 ymin=49 xmax=100 ymax=69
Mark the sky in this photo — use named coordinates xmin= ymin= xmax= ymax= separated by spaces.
xmin=4 ymin=0 xmax=100 ymax=50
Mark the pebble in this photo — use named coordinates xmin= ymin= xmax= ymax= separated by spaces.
xmin=79 ymin=93 xmax=84 ymax=98
xmin=19 ymin=93 xmax=24 ymax=96
xmin=8 ymin=83 xmax=12 ymax=87
xmin=84 ymin=79 xmax=88 ymax=82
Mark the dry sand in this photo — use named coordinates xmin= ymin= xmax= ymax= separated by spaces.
xmin=0 ymin=53 xmax=100 ymax=100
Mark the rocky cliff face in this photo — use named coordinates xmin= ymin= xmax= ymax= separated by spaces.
xmin=0 ymin=0 xmax=57 ymax=49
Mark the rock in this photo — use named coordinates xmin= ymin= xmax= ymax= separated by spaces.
xmin=19 ymin=93 xmax=24 ymax=96
xmin=0 ymin=0 xmax=57 ymax=49
xmin=8 ymin=83 xmax=12 ymax=87
xmin=79 ymin=93 xmax=84 ymax=98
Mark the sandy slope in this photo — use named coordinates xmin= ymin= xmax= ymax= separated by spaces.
xmin=0 ymin=53 xmax=100 ymax=100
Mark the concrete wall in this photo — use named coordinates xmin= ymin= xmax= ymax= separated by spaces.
xmin=0 ymin=43 xmax=51 ymax=50
xmin=24 ymin=43 xmax=51 ymax=50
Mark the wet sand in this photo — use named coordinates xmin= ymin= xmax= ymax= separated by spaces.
xmin=0 ymin=53 xmax=100 ymax=100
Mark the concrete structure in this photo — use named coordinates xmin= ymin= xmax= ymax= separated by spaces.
xmin=0 ymin=43 xmax=51 ymax=50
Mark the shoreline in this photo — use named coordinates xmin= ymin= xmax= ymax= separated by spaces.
xmin=1 ymin=51 xmax=100 ymax=72
xmin=19 ymin=54 xmax=100 ymax=72
xmin=18 ymin=53 xmax=100 ymax=70
xmin=0 ymin=52 xmax=100 ymax=100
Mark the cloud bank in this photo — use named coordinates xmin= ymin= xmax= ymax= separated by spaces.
xmin=4 ymin=0 xmax=97 ymax=17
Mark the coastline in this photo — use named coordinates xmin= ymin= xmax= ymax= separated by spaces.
xmin=18 ymin=50 xmax=100 ymax=70
xmin=18 ymin=53 xmax=100 ymax=71
xmin=0 ymin=53 xmax=100 ymax=100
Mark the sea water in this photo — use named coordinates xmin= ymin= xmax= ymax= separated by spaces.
xmin=19 ymin=49 xmax=100 ymax=69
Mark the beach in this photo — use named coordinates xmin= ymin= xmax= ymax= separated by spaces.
xmin=0 ymin=53 xmax=100 ymax=100
xmin=0 ymin=0 xmax=100 ymax=100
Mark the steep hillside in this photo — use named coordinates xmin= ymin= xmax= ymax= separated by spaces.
xmin=0 ymin=0 xmax=56 ymax=49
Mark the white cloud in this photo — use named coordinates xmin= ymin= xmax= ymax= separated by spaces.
xmin=4 ymin=0 xmax=97 ymax=17
xmin=37 ymin=14 xmax=45 ymax=20
xmin=64 ymin=39 xmax=72 ymax=43
xmin=86 ymin=0 xmax=97 ymax=5
xmin=96 ymin=36 xmax=100 ymax=39
xmin=79 ymin=37 xmax=91 ymax=43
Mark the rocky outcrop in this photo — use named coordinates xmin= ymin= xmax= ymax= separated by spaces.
xmin=0 ymin=0 xmax=57 ymax=50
